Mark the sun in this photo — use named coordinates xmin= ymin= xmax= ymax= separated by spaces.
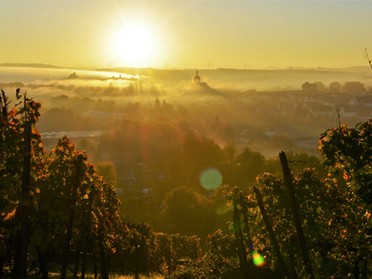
xmin=112 ymin=22 xmax=157 ymax=67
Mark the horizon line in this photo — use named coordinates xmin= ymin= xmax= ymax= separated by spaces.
xmin=0 ymin=62 xmax=371 ymax=72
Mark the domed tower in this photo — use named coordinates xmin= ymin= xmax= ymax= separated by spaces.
xmin=186 ymin=70 xmax=217 ymax=95
xmin=192 ymin=70 xmax=201 ymax=84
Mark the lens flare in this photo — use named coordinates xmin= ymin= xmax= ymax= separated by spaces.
xmin=199 ymin=168 xmax=223 ymax=190
xmin=252 ymin=251 xmax=265 ymax=267
xmin=216 ymin=204 xmax=231 ymax=215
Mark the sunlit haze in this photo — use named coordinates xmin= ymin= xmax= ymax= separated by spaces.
xmin=1 ymin=1 xmax=371 ymax=278
xmin=1 ymin=0 xmax=372 ymax=69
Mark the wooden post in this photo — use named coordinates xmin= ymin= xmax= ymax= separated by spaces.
xmin=61 ymin=203 xmax=75 ymax=279
xmin=12 ymin=96 xmax=32 ymax=279
xmin=279 ymin=151 xmax=314 ymax=279
xmin=239 ymin=195 xmax=254 ymax=252
xmin=253 ymin=187 xmax=294 ymax=278
xmin=61 ymin=155 xmax=83 ymax=279
xmin=232 ymin=203 xmax=249 ymax=278
xmin=98 ymin=229 xmax=109 ymax=279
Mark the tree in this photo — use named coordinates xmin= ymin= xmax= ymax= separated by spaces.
xmin=158 ymin=186 xmax=217 ymax=237
xmin=329 ymin=81 xmax=341 ymax=93
xmin=235 ymin=147 xmax=266 ymax=188
xmin=302 ymin=82 xmax=317 ymax=92
xmin=341 ymin=81 xmax=366 ymax=94
xmin=0 ymin=89 xmax=43 ymax=279
xmin=95 ymin=161 xmax=118 ymax=187
xmin=319 ymin=119 xmax=372 ymax=205
xmin=1 ymin=90 xmax=125 ymax=278
xmin=224 ymin=151 xmax=371 ymax=278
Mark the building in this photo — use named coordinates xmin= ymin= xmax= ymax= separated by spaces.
xmin=189 ymin=70 xmax=212 ymax=92
xmin=192 ymin=70 xmax=201 ymax=84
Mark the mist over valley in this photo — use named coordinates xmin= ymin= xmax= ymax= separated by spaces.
xmin=1 ymin=65 xmax=371 ymax=158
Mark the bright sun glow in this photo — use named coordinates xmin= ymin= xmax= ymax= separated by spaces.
xmin=112 ymin=22 xmax=157 ymax=67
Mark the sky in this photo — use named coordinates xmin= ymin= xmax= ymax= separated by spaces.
xmin=1 ymin=0 xmax=372 ymax=69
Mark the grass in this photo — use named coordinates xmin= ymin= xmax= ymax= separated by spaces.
xmin=45 ymin=273 xmax=165 ymax=279
xmin=111 ymin=276 xmax=164 ymax=279
xmin=11 ymin=273 xmax=165 ymax=279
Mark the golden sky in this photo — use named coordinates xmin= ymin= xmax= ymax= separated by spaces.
xmin=1 ymin=0 xmax=372 ymax=69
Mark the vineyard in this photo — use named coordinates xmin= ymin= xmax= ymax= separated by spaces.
xmin=0 ymin=89 xmax=371 ymax=278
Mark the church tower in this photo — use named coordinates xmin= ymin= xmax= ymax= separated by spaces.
xmin=192 ymin=70 xmax=201 ymax=84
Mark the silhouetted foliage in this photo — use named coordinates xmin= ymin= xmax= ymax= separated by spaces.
xmin=0 ymin=90 xmax=125 ymax=278
xmin=0 ymin=89 xmax=371 ymax=278
xmin=320 ymin=119 xmax=372 ymax=205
